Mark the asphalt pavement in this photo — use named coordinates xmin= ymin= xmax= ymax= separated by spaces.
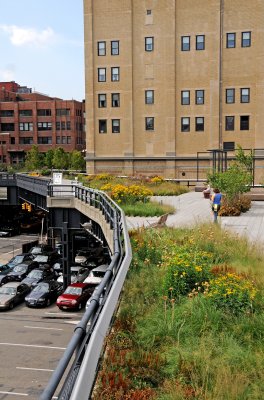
xmin=126 ymin=192 xmax=264 ymax=250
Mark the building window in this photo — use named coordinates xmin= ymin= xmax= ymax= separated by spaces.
xmin=225 ymin=116 xmax=235 ymax=131
xmin=111 ymin=41 xmax=119 ymax=55
xmin=195 ymin=90 xmax=204 ymax=105
xmin=56 ymin=109 xmax=70 ymax=116
xmin=240 ymin=116 xmax=249 ymax=130
xmin=181 ymin=117 xmax=190 ymax=132
xmin=112 ymin=119 xmax=120 ymax=133
xmin=196 ymin=35 xmax=205 ymax=50
xmin=226 ymin=88 xmax=235 ymax=104
xmin=67 ymin=136 xmax=71 ymax=144
xmin=0 ymin=110 xmax=14 ymax=117
xmin=37 ymin=109 xmax=51 ymax=116
xmin=145 ymin=90 xmax=154 ymax=104
xmin=19 ymin=137 xmax=33 ymax=144
xmin=98 ymin=94 xmax=107 ymax=108
xmin=145 ymin=117 xmax=154 ymax=131
xmin=242 ymin=31 xmax=251 ymax=47
xmin=10 ymin=137 xmax=15 ymax=144
xmin=147 ymin=9 xmax=152 ymax=15
xmin=99 ymin=119 xmax=107 ymax=133
xmin=66 ymin=121 xmax=71 ymax=130
xmin=181 ymin=36 xmax=190 ymax=51
xmin=19 ymin=122 xmax=33 ymax=131
xmin=37 ymin=122 xmax=52 ymax=131
xmin=223 ymin=141 xmax=235 ymax=151
xmin=56 ymin=122 xmax=60 ymax=130
xmin=241 ymin=88 xmax=250 ymax=103
xmin=1 ymin=123 xmax=14 ymax=131
xmin=62 ymin=136 xmax=67 ymax=144
xmin=98 ymin=41 xmax=106 ymax=56
xmin=19 ymin=110 xmax=32 ymax=117
xmin=112 ymin=93 xmax=120 ymax=107
xmin=98 ymin=68 xmax=106 ymax=82
xmin=37 ymin=137 xmax=52 ymax=144
xmin=61 ymin=121 xmax=66 ymax=130
xmin=145 ymin=37 xmax=154 ymax=51
xmin=56 ymin=136 xmax=61 ymax=144
xmin=111 ymin=67 xmax=120 ymax=81
xmin=181 ymin=90 xmax=190 ymax=105
xmin=226 ymin=33 xmax=236 ymax=48
xmin=195 ymin=117 xmax=204 ymax=131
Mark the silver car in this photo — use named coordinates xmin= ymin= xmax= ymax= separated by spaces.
xmin=0 ymin=282 xmax=30 ymax=310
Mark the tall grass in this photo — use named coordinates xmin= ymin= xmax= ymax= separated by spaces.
xmin=121 ymin=201 xmax=175 ymax=217
xmin=92 ymin=226 xmax=264 ymax=400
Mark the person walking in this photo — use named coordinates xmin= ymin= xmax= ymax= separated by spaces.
xmin=211 ymin=188 xmax=222 ymax=223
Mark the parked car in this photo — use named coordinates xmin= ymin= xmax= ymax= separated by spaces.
xmin=83 ymin=264 xmax=109 ymax=286
xmin=0 ymin=266 xmax=14 ymax=286
xmin=85 ymin=284 xmax=106 ymax=310
xmin=0 ymin=282 xmax=31 ymax=310
xmin=56 ymin=283 xmax=94 ymax=311
xmin=29 ymin=244 xmax=56 ymax=257
xmin=21 ymin=267 xmax=57 ymax=288
xmin=57 ymin=266 xmax=90 ymax=284
xmin=25 ymin=281 xmax=63 ymax=307
xmin=74 ymin=249 xmax=90 ymax=265
xmin=3 ymin=261 xmax=39 ymax=283
xmin=0 ymin=224 xmax=20 ymax=237
xmin=33 ymin=253 xmax=61 ymax=267
xmin=3 ymin=253 xmax=34 ymax=269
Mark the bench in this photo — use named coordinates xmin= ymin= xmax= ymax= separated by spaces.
xmin=147 ymin=213 xmax=169 ymax=228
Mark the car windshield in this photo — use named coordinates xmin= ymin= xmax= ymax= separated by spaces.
xmin=28 ymin=270 xmax=42 ymax=279
xmin=31 ymin=247 xmax=42 ymax=255
xmin=32 ymin=283 xmax=49 ymax=292
xmin=34 ymin=255 xmax=48 ymax=262
xmin=0 ymin=287 xmax=16 ymax=295
xmin=93 ymin=271 xmax=106 ymax=278
xmin=11 ymin=256 xmax=25 ymax=265
xmin=64 ymin=287 xmax=82 ymax=296
xmin=13 ymin=265 xmax=27 ymax=273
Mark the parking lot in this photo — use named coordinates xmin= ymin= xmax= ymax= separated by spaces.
xmin=0 ymin=235 xmax=83 ymax=399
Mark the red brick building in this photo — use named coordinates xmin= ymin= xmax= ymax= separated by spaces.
xmin=0 ymin=82 xmax=85 ymax=165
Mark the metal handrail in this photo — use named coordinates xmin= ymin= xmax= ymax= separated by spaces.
xmin=40 ymin=184 xmax=132 ymax=400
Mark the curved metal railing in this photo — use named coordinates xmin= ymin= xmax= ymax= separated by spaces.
xmin=40 ymin=183 xmax=132 ymax=400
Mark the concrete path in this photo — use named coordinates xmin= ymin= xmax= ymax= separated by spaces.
xmin=126 ymin=192 xmax=264 ymax=249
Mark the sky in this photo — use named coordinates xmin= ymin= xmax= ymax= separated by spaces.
xmin=0 ymin=0 xmax=85 ymax=101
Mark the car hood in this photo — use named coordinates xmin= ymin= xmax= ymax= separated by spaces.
xmin=22 ymin=277 xmax=39 ymax=286
xmin=7 ymin=270 xmax=25 ymax=277
xmin=25 ymin=291 xmax=46 ymax=301
xmin=58 ymin=294 xmax=78 ymax=301
xmin=0 ymin=294 xmax=14 ymax=304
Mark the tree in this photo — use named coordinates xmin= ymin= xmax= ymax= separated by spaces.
xmin=25 ymin=145 xmax=43 ymax=171
xmin=52 ymin=147 xmax=69 ymax=170
xmin=69 ymin=150 xmax=86 ymax=171
xmin=44 ymin=149 xmax=54 ymax=169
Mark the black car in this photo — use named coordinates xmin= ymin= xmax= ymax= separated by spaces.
xmin=21 ymin=267 xmax=57 ymax=288
xmin=3 ymin=261 xmax=39 ymax=283
xmin=29 ymin=245 xmax=58 ymax=258
xmin=25 ymin=281 xmax=63 ymax=307
xmin=3 ymin=253 xmax=35 ymax=270
xmin=33 ymin=253 xmax=61 ymax=267
xmin=0 ymin=224 xmax=20 ymax=237
xmin=0 ymin=266 xmax=14 ymax=286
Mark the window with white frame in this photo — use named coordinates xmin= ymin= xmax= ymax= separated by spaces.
xmin=241 ymin=88 xmax=250 ymax=103
xmin=111 ymin=67 xmax=120 ymax=81
xmin=37 ymin=137 xmax=52 ymax=144
xmin=98 ymin=94 xmax=107 ymax=108
xmin=112 ymin=119 xmax=120 ymax=133
xmin=181 ymin=36 xmax=190 ymax=51
xmin=98 ymin=68 xmax=106 ymax=82
xmin=111 ymin=41 xmax=119 ymax=55
xmin=98 ymin=41 xmax=106 ymax=56
xmin=111 ymin=93 xmax=120 ymax=107
xmin=145 ymin=90 xmax=154 ymax=104
xmin=226 ymin=33 xmax=236 ymax=48
xmin=19 ymin=122 xmax=33 ymax=131
xmin=196 ymin=35 xmax=205 ymax=50
xmin=145 ymin=37 xmax=154 ymax=51
xmin=181 ymin=90 xmax=190 ymax=105
xmin=242 ymin=32 xmax=251 ymax=47
xmin=195 ymin=90 xmax=204 ymax=105
xmin=145 ymin=117 xmax=154 ymax=130
xmin=37 ymin=122 xmax=52 ymax=131
xmin=226 ymin=88 xmax=235 ymax=104
xmin=181 ymin=117 xmax=190 ymax=132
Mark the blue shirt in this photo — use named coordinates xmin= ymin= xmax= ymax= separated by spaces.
xmin=213 ymin=193 xmax=222 ymax=205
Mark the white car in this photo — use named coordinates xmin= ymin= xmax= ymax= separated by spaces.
xmin=57 ymin=266 xmax=90 ymax=284
xmin=83 ymin=264 xmax=108 ymax=285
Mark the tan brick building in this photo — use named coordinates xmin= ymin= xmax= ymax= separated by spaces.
xmin=84 ymin=0 xmax=264 ymax=180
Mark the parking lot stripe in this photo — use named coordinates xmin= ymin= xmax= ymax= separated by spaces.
xmin=45 ymin=312 xmax=79 ymax=316
xmin=17 ymin=367 xmax=54 ymax=372
xmin=0 ymin=342 xmax=66 ymax=350
xmin=24 ymin=325 xmax=63 ymax=331
xmin=0 ymin=391 xmax=28 ymax=396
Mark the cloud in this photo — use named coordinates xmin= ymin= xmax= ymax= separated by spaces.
xmin=0 ymin=24 xmax=56 ymax=47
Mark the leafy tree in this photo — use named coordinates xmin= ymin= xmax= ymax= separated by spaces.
xmin=69 ymin=150 xmax=86 ymax=171
xmin=44 ymin=149 xmax=54 ymax=169
xmin=52 ymin=147 xmax=69 ymax=170
xmin=208 ymin=146 xmax=253 ymax=203
xmin=25 ymin=145 xmax=43 ymax=170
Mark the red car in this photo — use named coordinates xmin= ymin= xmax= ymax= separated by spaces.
xmin=56 ymin=282 xmax=93 ymax=311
